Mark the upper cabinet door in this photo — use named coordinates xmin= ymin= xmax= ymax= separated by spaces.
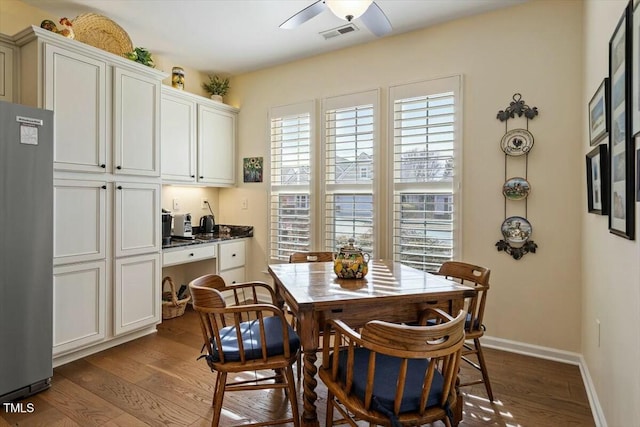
xmin=198 ymin=104 xmax=236 ymax=186
xmin=113 ymin=67 xmax=161 ymax=177
xmin=0 ymin=42 xmax=15 ymax=102
xmin=161 ymin=90 xmax=197 ymax=182
xmin=44 ymin=44 xmax=107 ymax=173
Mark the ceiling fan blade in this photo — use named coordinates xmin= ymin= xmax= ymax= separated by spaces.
xmin=360 ymin=1 xmax=392 ymax=37
xmin=280 ymin=0 xmax=328 ymax=29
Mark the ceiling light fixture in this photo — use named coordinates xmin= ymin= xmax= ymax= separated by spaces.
xmin=325 ymin=0 xmax=373 ymax=22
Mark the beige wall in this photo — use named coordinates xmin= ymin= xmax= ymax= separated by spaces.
xmin=7 ymin=0 xmax=640 ymax=422
xmin=224 ymin=0 xmax=584 ymax=353
xmin=582 ymin=1 xmax=640 ymax=424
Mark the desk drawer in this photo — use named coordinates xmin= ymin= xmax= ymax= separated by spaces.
xmin=163 ymin=244 xmax=216 ymax=267
xmin=219 ymin=240 xmax=245 ymax=271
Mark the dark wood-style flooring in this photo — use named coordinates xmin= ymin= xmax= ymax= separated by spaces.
xmin=1 ymin=306 xmax=594 ymax=426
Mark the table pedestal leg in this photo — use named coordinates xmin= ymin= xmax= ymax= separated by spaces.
xmin=301 ymin=350 xmax=319 ymax=427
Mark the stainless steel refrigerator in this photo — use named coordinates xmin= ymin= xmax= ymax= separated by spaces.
xmin=0 ymin=100 xmax=54 ymax=402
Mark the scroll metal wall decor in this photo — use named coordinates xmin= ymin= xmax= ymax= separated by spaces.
xmin=495 ymin=94 xmax=539 ymax=260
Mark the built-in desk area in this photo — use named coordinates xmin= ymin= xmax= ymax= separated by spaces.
xmin=161 ymin=225 xmax=253 ymax=288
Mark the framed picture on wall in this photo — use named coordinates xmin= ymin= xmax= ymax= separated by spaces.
xmin=588 ymin=78 xmax=609 ymax=145
xmin=633 ymin=2 xmax=640 ymax=135
xmin=586 ymin=144 xmax=608 ymax=215
xmin=608 ymin=4 xmax=635 ymax=239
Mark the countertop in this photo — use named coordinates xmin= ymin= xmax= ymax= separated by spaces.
xmin=162 ymin=225 xmax=253 ymax=250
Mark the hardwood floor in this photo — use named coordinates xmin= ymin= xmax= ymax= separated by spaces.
xmin=1 ymin=306 xmax=594 ymax=426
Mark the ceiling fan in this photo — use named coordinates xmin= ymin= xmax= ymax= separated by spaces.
xmin=280 ymin=0 xmax=392 ymax=37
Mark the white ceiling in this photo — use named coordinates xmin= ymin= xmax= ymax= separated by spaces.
xmin=21 ymin=0 xmax=525 ymax=75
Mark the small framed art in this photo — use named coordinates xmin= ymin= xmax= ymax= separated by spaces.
xmin=588 ymin=78 xmax=609 ymax=145
xmin=608 ymin=5 xmax=635 ymax=239
xmin=586 ymin=144 xmax=608 ymax=215
xmin=243 ymin=157 xmax=263 ymax=183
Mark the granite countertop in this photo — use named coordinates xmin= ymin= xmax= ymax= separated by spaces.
xmin=162 ymin=225 xmax=253 ymax=250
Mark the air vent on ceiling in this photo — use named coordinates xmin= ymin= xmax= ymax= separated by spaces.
xmin=320 ymin=23 xmax=359 ymax=40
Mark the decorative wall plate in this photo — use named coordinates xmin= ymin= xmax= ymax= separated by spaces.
xmin=501 ymin=216 xmax=532 ymax=244
xmin=500 ymin=128 xmax=534 ymax=156
xmin=502 ymin=177 xmax=531 ymax=200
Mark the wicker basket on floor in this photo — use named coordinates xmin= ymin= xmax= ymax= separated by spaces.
xmin=162 ymin=276 xmax=190 ymax=320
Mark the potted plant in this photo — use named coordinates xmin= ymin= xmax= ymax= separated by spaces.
xmin=202 ymin=75 xmax=230 ymax=102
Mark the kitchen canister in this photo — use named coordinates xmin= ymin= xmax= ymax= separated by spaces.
xmin=171 ymin=66 xmax=185 ymax=90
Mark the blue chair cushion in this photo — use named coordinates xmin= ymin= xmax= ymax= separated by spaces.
xmin=335 ymin=347 xmax=448 ymax=426
xmin=206 ymin=316 xmax=300 ymax=363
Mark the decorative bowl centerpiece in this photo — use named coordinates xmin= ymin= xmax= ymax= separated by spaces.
xmin=333 ymin=238 xmax=370 ymax=279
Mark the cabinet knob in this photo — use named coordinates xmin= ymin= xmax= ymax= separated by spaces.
xmin=191 ymin=175 xmax=195 ymax=178
xmin=117 ymin=185 xmax=123 ymax=190
xmin=116 ymin=166 xmax=122 ymax=170
xmin=199 ymin=176 xmax=204 ymax=179
xmin=232 ymin=253 xmax=236 ymax=257
xmin=189 ymin=253 xmax=194 ymax=257
xmin=100 ymin=164 xmax=106 ymax=168
xmin=101 ymin=185 xmax=107 ymax=189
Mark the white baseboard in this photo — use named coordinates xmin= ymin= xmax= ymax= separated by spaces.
xmin=482 ymin=335 xmax=607 ymax=427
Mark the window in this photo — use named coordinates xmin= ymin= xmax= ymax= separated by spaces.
xmin=269 ymin=102 xmax=314 ymax=261
xmin=390 ymin=76 xmax=461 ymax=271
xmin=322 ymin=91 xmax=378 ymax=254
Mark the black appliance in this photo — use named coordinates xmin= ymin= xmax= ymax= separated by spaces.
xmin=199 ymin=214 xmax=216 ymax=233
xmin=162 ymin=209 xmax=172 ymax=245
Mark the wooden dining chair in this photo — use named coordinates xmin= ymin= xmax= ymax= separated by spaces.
xmin=319 ymin=308 xmax=466 ymax=427
xmin=189 ymin=274 xmax=301 ymax=427
xmin=436 ymin=261 xmax=494 ymax=402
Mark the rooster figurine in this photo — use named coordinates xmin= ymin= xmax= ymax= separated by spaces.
xmin=58 ymin=17 xmax=74 ymax=39
xmin=40 ymin=17 xmax=74 ymax=39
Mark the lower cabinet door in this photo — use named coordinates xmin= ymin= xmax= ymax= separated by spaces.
xmin=219 ymin=266 xmax=246 ymax=285
xmin=114 ymin=253 xmax=161 ymax=336
xmin=53 ymin=261 xmax=106 ymax=355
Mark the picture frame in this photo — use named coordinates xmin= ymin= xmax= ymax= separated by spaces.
xmin=608 ymin=4 xmax=635 ymax=239
xmin=243 ymin=156 xmax=263 ymax=183
xmin=586 ymin=144 xmax=608 ymax=215
xmin=633 ymin=3 xmax=640 ymax=135
xmin=588 ymin=78 xmax=609 ymax=145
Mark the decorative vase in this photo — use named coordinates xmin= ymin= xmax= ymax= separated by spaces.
xmin=333 ymin=238 xmax=370 ymax=279
xmin=171 ymin=67 xmax=185 ymax=90
xmin=210 ymin=94 xmax=223 ymax=102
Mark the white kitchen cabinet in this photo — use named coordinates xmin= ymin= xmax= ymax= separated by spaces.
xmin=218 ymin=239 xmax=246 ymax=283
xmin=44 ymin=43 xmax=107 ymax=173
xmin=160 ymin=86 xmax=238 ymax=186
xmin=114 ymin=253 xmax=161 ymax=336
xmin=53 ymin=261 xmax=106 ymax=355
xmin=114 ymin=67 xmax=161 ymax=177
xmin=53 ymin=179 xmax=108 ymax=265
xmin=0 ymin=36 xmax=15 ymax=102
xmin=198 ymin=103 xmax=236 ymax=186
xmin=114 ymin=182 xmax=161 ymax=257
xmin=161 ymin=87 xmax=197 ymax=182
xmin=16 ymin=26 xmax=166 ymax=176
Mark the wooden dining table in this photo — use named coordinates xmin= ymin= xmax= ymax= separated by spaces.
xmin=267 ymin=259 xmax=475 ymax=427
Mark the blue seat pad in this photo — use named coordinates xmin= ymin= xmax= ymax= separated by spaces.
xmin=209 ymin=316 xmax=300 ymax=362
xmin=336 ymin=347 xmax=445 ymax=416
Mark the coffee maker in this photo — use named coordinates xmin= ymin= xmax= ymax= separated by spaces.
xmin=162 ymin=209 xmax=172 ymax=245
xmin=173 ymin=213 xmax=193 ymax=238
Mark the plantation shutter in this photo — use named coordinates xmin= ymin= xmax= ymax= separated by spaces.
xmin=390 ymin=76 xmax=461 ymax=271
xmin=269 ymin=102 xmax=314 ymax=261
xmin=322 ymin=90 xmax=378 ymax=254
